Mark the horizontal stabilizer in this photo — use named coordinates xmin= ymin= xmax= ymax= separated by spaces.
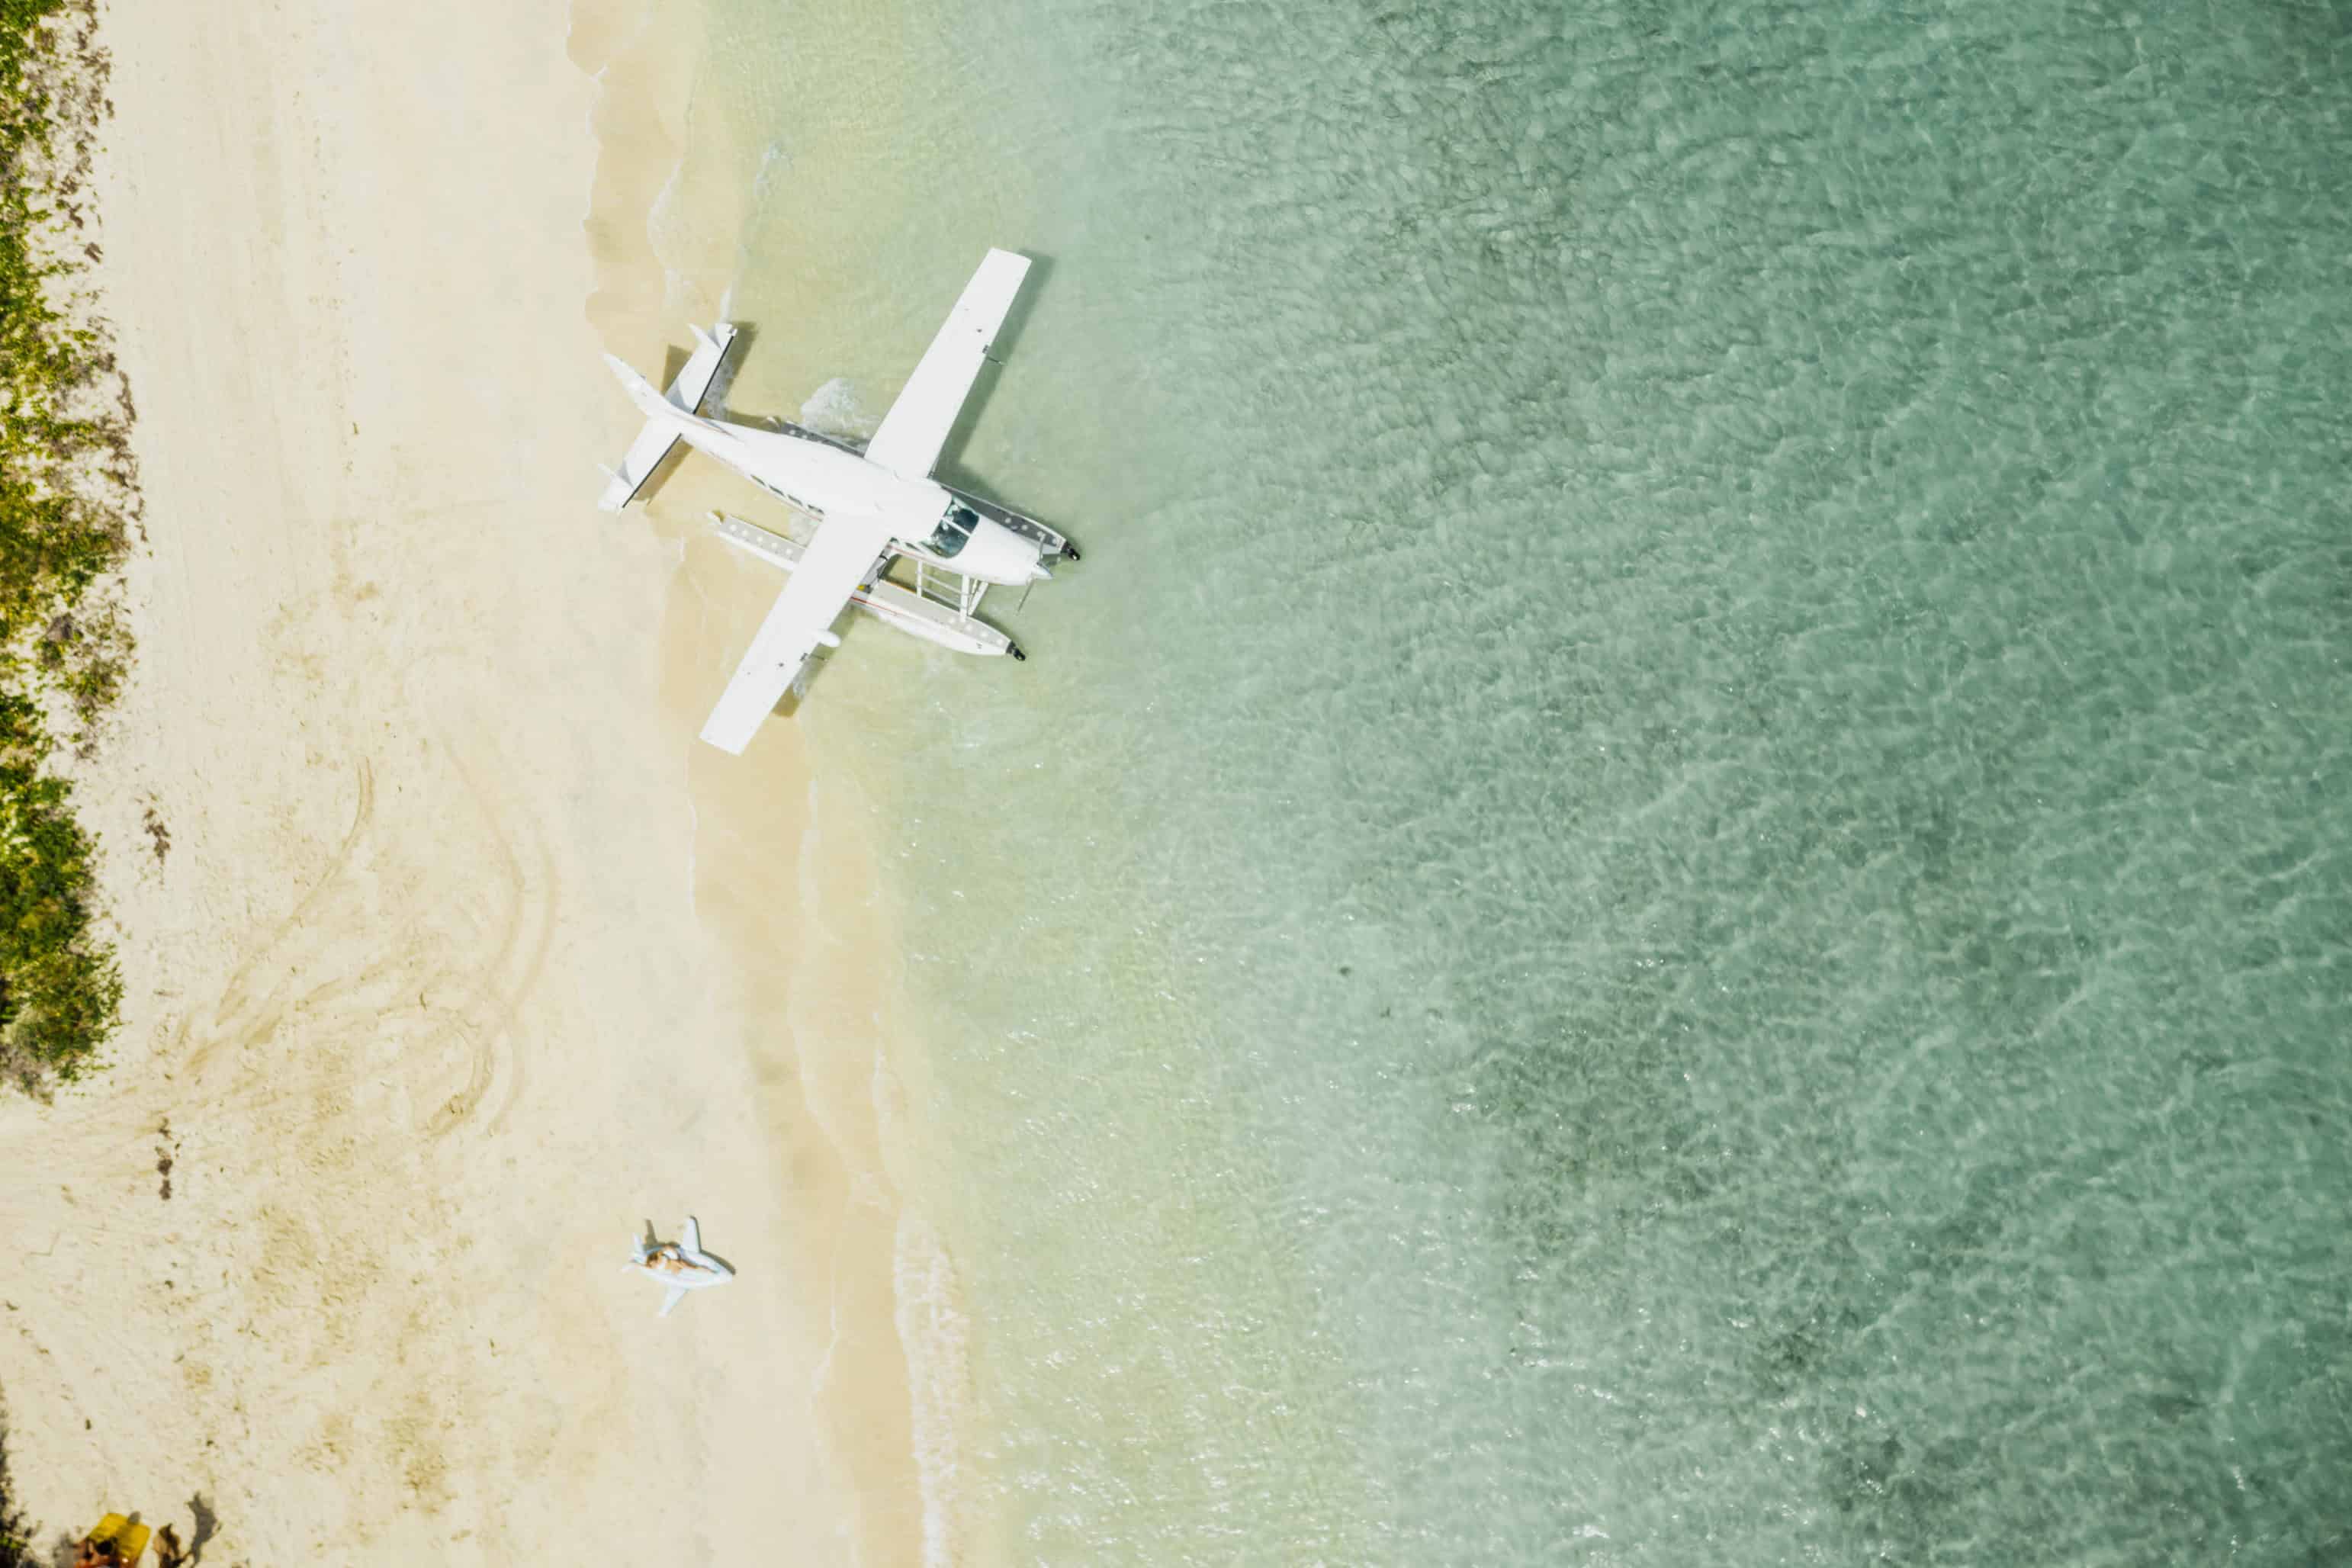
xmin=670 ymin=323 xmax=737 ymax=415
xmin=598 ymin=420 xmax=680 ymax=512
xmin=596 ymin=326 xmax=738 ymax=511
xmin=604 ymin=352 xmax=672 ymax=422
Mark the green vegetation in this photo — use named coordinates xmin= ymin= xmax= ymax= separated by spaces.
xmin=0 ymin=1396 xmax=31 ymax=1568
xmin=0 ymin=0 xmax=131 ymax=1091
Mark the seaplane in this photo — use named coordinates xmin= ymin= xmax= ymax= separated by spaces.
xmin=623 ymin=1216 xmax=734 ymax=1319
xmin=597 ymin=248 xmax=1078 ymax=753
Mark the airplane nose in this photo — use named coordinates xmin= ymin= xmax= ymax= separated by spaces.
xmin=1030 ymin=561 xmax=1053 ymax=583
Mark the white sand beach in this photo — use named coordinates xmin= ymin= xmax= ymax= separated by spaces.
xmin=0 ymin=1 xmax=941 ymax=1561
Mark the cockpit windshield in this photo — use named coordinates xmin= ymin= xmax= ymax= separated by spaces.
xmin=928 ymin=503 xmax=979 ymax=560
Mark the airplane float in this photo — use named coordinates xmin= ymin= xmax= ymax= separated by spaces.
xmin=623 ymin=1216 xmax=734 ymax=1319
xmin=598 ymin=248 xmax=1077 ymax=753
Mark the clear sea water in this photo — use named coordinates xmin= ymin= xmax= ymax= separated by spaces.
xmin=670 ymin=0 xmax=2351 ymax=1559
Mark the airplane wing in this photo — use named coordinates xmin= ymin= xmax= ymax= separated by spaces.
xmin=659 ymin=1284 xmax=686 ymax=1319
xmin=860 ymin=248 xmax=1031 ymax=481
xmin=699 ymin=512 xmax=897 ymax=753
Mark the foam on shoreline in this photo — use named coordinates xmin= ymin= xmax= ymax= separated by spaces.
xmin=570 ymin=4 xmax=986 ymax=1560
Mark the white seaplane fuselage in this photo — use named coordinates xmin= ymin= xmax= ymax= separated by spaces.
xmin=654 ymin=400 xmax=1052 ymax=590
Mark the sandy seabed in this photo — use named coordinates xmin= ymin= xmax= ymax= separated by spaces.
xmin=0 ymin=2 xmax=944 ymax=1562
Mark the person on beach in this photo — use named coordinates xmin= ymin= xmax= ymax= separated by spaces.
xmin=624 ymin=1216 xmax=734 ymax=1317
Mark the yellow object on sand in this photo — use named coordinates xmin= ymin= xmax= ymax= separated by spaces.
xmin=88 ymin=1513 xmax=153 ymax=1565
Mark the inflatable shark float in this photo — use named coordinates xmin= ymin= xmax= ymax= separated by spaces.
xmin=625 ymin=1216 xmax=734 ymax=1317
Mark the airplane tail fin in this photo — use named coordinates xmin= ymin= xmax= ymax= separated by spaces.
xmin=599 ymin=355 xmax=686 ymax=512
xmin=597 ymin=325 xmax=739 ymax=512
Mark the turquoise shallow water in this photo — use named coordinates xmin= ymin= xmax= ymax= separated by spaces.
xmin=686 ymin=0 xmax=2350 ymax=1559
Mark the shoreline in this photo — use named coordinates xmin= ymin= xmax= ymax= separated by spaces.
xmin=0 ymin=1 xmax=933 ymax=1561
xmin=577 ymin=0 xmax=956 ymax=1555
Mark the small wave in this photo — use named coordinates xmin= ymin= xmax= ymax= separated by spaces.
xmin=751 ymin=138 xmax=793 ymax=205
xmin=801 ymin=377 xmax=877 ymax=441
xmin=892 ymin=1210 xmax=975 ymax=1568
xmin=643 ymin=149 xmax=697 ymax=315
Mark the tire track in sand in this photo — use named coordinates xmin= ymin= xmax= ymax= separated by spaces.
xmin=175 ymin=757 xmax=376 ymax=1078
xmin=118 ymin=731 xmax=561 ymax=1535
